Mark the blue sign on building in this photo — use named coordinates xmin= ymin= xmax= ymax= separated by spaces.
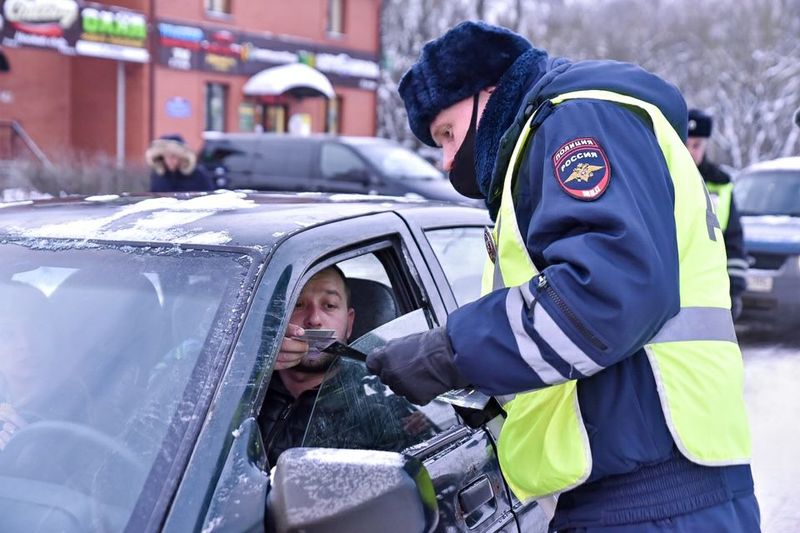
xmin=165 ymin=96 xmax=192 ymax=118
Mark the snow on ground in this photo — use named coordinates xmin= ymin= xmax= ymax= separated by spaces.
xmin=740 ymin=330 xmax=800 ymax=532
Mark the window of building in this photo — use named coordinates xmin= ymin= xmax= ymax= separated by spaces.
xmin=326 ymin=96 xmax=342 ymax=134
xmin=204 ymin=0 xmax=231 ymax=15
xmin=326 ymin=0 xmax=345 ymax=35
xmin=205 ymin=83 xmax=227 ymax=132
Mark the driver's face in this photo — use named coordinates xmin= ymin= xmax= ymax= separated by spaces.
xmin=290 ymin=269 xmax=354 ymax=372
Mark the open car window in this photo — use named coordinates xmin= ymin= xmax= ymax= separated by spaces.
xmin=302 ymin=309 xmax=459 ymax=452
xmin=262 ymin=246 xmax=461 ymax=456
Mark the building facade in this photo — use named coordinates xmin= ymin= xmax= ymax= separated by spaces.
xmin=0 ymin=0 xmax=382 ymax=164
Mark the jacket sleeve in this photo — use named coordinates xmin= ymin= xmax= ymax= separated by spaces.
xmin=447 ymin=100 xmax=681 ymax=395
xmin=724 ymin=196 xmax=748 ymax=298
xmin=193 ymin=166 xmax=216 ymax=191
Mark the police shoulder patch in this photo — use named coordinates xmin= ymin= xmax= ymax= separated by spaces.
xmin=551 ymin=137 xmax=611 ymax=201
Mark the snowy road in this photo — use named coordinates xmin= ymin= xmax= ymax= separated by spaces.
xmin=740 ymin=329 xmax=800 ymax=533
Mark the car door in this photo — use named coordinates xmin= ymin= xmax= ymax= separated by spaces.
xmin=316 ymin=141 xmax=375 ymax=194
xmin=251 ymin=137 xmax=317 ymax=192
xmin=164 ymin=210 xmax=515 ymax=533
xmin=199 ymin=136 xmax=259 ymax=189
xmin=280 ymin=220 xmax=518 ymax=533
xmin=402 ymin=211 xmax=549 ymax=533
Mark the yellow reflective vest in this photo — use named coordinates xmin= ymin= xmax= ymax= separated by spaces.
xmin=481 ymin=90 xmax=751 ymax=501
xmin=706 ymin=181 xmax=734 ymax=231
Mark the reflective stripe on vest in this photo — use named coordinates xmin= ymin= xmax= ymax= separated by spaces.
xmin=482 ymin=90 xmax=751 ymax=501
xmin=706 ymin=181 xmax=733 ymax=231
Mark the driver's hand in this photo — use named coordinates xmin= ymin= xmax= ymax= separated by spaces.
xmin=0 ymin=402 xmax=25 ymax=450
xmin=275 ymin=324 xmax=309 ymax=370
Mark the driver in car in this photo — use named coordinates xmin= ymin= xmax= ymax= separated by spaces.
xmin=259 ymin=266 xmax=435 ymax=466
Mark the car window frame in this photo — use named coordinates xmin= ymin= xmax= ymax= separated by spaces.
xmin=162 ymin=211 xmax=450 ymax=532
xmin=396 ymin=206 xmax=493 ymax=313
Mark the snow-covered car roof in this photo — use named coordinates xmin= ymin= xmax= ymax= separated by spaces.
xmin=0 ymin=191 xmax=476 ymax=249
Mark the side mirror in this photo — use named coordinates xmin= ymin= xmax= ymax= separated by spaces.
xmin=266 ymin=448 xmax=438 ymax=533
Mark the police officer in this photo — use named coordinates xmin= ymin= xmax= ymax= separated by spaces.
xmin=366 ymin=21 xmax=759 ymax=531
xmin=686 ymin=109 xmax=748 ymax=320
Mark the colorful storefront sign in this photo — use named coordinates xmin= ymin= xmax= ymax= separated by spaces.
xmin=155 ymin=19 xmax=380 ymax=90
xmin=0 ymin=0 xmax=148 ymax=62
xmin=0 ymin=3 xmax=379 ymax=90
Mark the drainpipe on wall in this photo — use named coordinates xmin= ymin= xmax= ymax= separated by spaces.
xmin=116 ymin=60 xmax=126 ymax=170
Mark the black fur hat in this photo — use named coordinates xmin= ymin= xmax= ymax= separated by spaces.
xmin=399 ymin=21 xmax=533 ymax=147
xmin=687 ymin=109 xmax=713 ymax=138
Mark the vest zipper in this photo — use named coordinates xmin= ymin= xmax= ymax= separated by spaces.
xmin=537 ymin=274 xmax=608 ymax=351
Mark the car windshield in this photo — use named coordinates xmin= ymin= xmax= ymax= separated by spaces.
xmin=0 ymin=241 xmax=250 ymax=531
xmin=735 ymin=170 xmax=800 ymax=217
xmin=354 ymin=143 xmax=444 ymax=181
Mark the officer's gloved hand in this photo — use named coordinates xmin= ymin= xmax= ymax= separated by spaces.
xmin=731 ymin=296 xmax=743 ymax=322
xmin=366 ymin=327 xmax=470 ymax=405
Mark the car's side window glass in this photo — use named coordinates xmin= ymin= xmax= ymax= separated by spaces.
xmin=259 ymin=140 xmax=314 ymax=178
xmin=426 ymin=227 xmax=488 ymax=306
xmin=201 ymin=139 xmax=255 ymax=173
xmin=320 ymin=143 xmax=368 ymax=180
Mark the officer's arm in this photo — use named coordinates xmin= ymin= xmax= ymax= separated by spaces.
xmin=724 ymin=197 xmax=748 ymax=298
xmin=447 ymin=100 xmax=680 ymax=395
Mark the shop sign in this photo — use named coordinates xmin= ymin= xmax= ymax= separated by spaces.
xmin=165 ymin=96 xmax=191 ymax=119
xmin=75 ymin=4 xmax=148 ymax=62
xmin=1 ymin=0 xmax=79 ymax=53
xmin=157 ymin=21 xmax=202 ymax=70
xmin=0 ymin=0 xmax=149 ymax=62
xmin=154 ymin=18 xmax=381 ymax=90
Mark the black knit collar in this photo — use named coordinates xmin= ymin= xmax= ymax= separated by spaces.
xmin=475 ymin=48 xmax=549 ymax=203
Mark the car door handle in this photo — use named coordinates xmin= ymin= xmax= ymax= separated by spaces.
xmin=458 ymin=475 xmax=495 ymax=515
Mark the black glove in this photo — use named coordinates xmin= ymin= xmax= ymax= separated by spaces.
xmin=366 ymin=327 xmax=470 ymax=405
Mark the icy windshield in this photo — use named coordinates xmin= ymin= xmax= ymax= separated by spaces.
xmin=0 ymin=241 xmax=250 ymax=531
xmin=735 ymin=170 xmax=800 ymax=217
xmin=353 ymin=143 xmax=444 ymax=181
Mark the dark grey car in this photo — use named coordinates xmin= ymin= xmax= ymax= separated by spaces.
xmin=199 ymin=133 xmax=483 ymax=207
xmin=0 ymin=192 xmax=545 ymax=533
xmin=735 ymin=157 xmax=800 ymax=328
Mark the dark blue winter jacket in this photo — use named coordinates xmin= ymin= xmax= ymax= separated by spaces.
xmin=445 ymin=50 xmax=753 ymax=526
xmin=150 ymin=167 xmax=214 ymax=193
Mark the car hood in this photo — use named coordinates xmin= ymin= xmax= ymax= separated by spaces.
xmin=742 ymin=215 xmax=800 ymax=254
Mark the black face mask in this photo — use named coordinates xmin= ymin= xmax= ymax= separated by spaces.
xmin=448 ymin=94 xmax=484 ymax=199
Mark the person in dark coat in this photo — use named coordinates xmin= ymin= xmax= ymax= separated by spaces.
xmin=365 ymin=21 xmax=758 ymax=532
xmin=686 ymin=109 xmax=748 ymax=319
xmin=146 ymin=134 xmax=214 ymax=192
xmin=260 ymin=266 xmax=435 ymax=467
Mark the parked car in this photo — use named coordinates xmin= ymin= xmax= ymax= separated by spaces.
xmin=734 ymin=156 xmax=800 ymax=327
xmin=0 ymin=191 xmax=546 ymax=533
xmin=199 ymin=133 xmax=482 ymax=207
